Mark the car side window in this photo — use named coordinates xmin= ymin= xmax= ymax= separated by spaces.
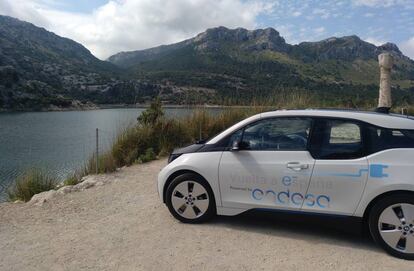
xmin=312 ymin=119 xmax=364 ymax=159
xmin=238 ymin=118 xmax=312 ymax=151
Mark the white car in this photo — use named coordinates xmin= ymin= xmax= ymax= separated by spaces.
xmin=158 ymin=109 xmax=414 ymax=259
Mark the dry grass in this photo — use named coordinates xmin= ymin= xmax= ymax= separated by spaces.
xmin=8 ymin=169 xmax=57 ymax=202
xmin=109 ymin=107 xmax=265 ymax=168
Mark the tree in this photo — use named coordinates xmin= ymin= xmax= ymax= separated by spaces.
xmin=137 ymin=97 xmax=164 ymax=125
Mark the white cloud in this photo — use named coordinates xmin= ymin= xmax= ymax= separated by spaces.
xmin=292 ymin=11 xmax=302 ymax=17
xmin=400 ymin=37 xmax=414 ymax=60
xmin=0 ymin=0 xmax=50 ymax=27
xmin=314 ymin=26 xmax=326 ymax=34
xmin=364 ymin=37 xmax=386 ymax=46
xmin=352 ymin=0 xmax=411 ymax=7
xmin=312 ymin=8 xmax=330 ymax=19
xmin=0 ymin=0 xmax=271 ymax=59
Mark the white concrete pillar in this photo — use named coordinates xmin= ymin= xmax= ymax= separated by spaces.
xmin=378 ymin=53 xmax=394 ymax=109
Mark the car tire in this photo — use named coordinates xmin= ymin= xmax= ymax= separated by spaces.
xmin=369 ymin=193 xmax=414 ymax=260
xmin=166 ymin=173 xmax=216 ymax=223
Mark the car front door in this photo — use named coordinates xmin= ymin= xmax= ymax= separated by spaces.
xmin=218 ymin=117 xmax=315 ymax=211
xmin=302 ymin=118 xmax=369 ymax=215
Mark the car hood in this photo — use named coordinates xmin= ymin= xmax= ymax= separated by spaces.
xmin=171 ymin=143 xmax=205 ymax=155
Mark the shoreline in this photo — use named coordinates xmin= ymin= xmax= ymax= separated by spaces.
xmin=0 ymin=104 xmax=270 ymax=114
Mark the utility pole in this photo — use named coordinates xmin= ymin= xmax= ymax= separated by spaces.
xmin=96 ymin=128 xmax=99 ymax=174
xmin=377 ymin=53 xmax=394 ymax=113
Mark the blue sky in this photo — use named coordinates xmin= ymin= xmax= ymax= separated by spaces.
xmin=44 ymin=0 xmax=109 ymax=13
xmin=1 ymin=0 xmax=414 ymax=59
xmin=256 ymin=0 xmax=414 ymax=46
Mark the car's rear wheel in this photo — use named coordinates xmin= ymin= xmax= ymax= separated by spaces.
xmin=166 ymin=173 xmax=215 ymax=223
xmin=369 ymin=194 xmax=414 ymax=260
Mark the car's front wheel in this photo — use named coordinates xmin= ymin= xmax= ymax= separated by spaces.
xmin=369 ymin=194 xmax=414 ymax=260
xmin=166 ymin=173 xmax=216 ymax=223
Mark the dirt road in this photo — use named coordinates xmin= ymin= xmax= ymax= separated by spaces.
xmin=0 ymin=159 xmax=412 ymax=270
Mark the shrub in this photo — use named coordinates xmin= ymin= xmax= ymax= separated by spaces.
xmin=137 ymin=97 xmax=164 ymax=125
xmin=63 ymin=165 xmax=89 ymax=186
xmin=8 ymin=169 xmax=57 ymax=202
xmin=109 ymin=105 xmax=266 ymax=168
xmin=137 ymin=148 xmax=157 ymax=163
xmin=63 ymin=175 xmax=80 ymax=186
xmin=112 ymin=125 xmax=159 ymax=166
xmin=157 ymin=119 xmax=192 ymax=155
xmin=87 ymin=152 xmax=117 ymax=174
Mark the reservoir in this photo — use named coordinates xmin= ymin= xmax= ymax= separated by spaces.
xmin=0 ymin=108 xmax=207 ymax=201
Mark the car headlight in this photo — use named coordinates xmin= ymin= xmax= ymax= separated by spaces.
xmin=168 ymin=153 xmax=182 ymax=163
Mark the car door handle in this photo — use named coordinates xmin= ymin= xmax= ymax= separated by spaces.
xmin=287 ymin=162 xmax=309 ymax=171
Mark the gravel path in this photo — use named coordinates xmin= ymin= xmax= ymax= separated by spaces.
xmin=0 ymin=159 xmax=412 ymax=270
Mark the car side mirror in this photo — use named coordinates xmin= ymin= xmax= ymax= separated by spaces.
xmin=231 ymin=140 xmax=250 ymax=151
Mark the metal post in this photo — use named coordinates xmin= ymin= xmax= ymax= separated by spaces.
xmin=199 ymin=121 xmax=202 ymax=141
xmin=96 ymin=128 xmax=99 ymax=174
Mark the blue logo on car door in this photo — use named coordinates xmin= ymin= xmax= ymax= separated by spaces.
xmin=314 ymin=164 xmax=389 ymax=179
xmin=369 ymin=164 xmax=389 ymax=178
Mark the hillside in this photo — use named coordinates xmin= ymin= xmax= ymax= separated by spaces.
xmin=0 ymin=16 xmax=162 ymax=110
xmin=1 ymin=16 xmax=413 ymax=110
xmin=109 ymin=27 xmax=414 ymax=106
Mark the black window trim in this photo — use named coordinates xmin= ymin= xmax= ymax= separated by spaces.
xmin=211 ymin=115 xmax=414 ymax=156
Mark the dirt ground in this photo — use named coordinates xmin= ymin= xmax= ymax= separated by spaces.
xmin=0 ymin=159 xmax=413 ymax=271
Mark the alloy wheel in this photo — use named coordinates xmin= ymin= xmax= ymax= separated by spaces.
xmin=171 ymin=180 xmax=209 ymax=219
xmin=378 ymin=203 xmax=414 ymax=253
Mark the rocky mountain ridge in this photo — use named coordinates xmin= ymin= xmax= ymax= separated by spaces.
xmin=109 ymin=26 xmax=409 ymax=67
xmin=107 ymin=26 xmax=413 ymax=106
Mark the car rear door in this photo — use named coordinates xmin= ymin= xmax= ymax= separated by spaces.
xmin=301 ymin=118 xmax=369 ymax=215
xmin=218 ymin=117 xmax=315 ymax=211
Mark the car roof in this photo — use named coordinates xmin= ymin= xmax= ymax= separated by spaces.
xmin=259 ymin=109 xmax=414 ymax=129
xmin=207 ymin=109 xmax=414 ymax=144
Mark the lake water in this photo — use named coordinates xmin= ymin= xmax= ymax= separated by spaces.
xmin=0 ymin=108 xmax=207 ymax=201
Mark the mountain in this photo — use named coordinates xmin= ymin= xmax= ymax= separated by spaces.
xmin=1 ymin=16 xmax=413 ymax=110
xmin=108 ymin=27 xmax=290 ymax=67
xmin=0 ymin=16 xmax=114 ymax=72
xmin=109 ymin=26 xmax=414 ymax=105
xmin=0 ymin=15 xmax=157 ymax=110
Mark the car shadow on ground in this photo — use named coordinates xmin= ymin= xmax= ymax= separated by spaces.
xmin=209 ymin=209 xmax=381 ymax=252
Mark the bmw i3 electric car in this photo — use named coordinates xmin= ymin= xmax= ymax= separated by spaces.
xmin=158 ymin=109 xmax=414 ymax=259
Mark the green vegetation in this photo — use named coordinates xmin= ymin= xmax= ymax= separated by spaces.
xmin=88 ymin=152 xmax=117 ymax=174
xmin=95 ymin=100 xmax=264 ymax=169
xmin=8 ymin=169 xmax=58 ymax=202
xmin=63 ymin=175 xmax=81 ymax=186
xmin=62 ymin=151 xmax=117 ymax=186
xmin=138 ymin=148 xmax=157 ymax=163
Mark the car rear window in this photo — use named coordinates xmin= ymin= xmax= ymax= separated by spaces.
xmin=368 ymin=127 xmax=414 ymax=152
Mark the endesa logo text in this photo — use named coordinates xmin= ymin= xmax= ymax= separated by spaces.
xmin=251 ymin=188 xmax=330 ymax=208
xmin=251 ymin=175 xmax=330 ymax=208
